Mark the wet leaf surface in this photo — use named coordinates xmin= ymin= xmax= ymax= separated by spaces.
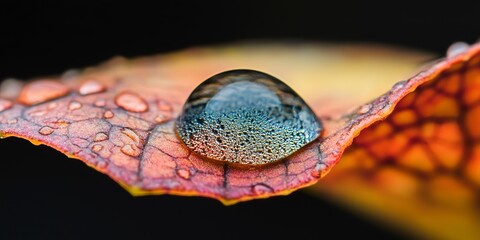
xmin=0 ymin=42 xmax=460 ymax=206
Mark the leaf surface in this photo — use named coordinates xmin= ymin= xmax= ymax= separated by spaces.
xmin=0 ymin=42 xmax=441 ymax=204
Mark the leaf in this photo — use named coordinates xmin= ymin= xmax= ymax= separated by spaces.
xmin=307 ymin=43 xmax=480 ymax=240
xmin=0 ymin=42 xmax=440 ymax=205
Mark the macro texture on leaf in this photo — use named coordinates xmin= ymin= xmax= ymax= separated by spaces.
xmin=308 ymin=43 xmax=480 ymax=240
xmin=0 ymin=42 xmax=466 ymax=206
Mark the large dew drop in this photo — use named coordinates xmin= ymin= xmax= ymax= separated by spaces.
xmin=175 ymin=69 xmax=323 ymax=165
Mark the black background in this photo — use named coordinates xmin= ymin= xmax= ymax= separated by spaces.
xmin=0 ymin=1 xmax=478 ymax=240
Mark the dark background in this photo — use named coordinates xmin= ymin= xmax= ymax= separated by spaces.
xmin=0 ymin=1 xmax=478 ymax=240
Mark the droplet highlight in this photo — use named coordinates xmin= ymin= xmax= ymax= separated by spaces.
xmin=39 ymin=126 xmax=54 ymax=135
xmin=17 ymin=80 xmax=70 ymax=105
xmin=114 ymin=92 xmax=148 ymax=113
xmin=447 ymin=41 xmax=469 ymax=57
xmin=175 ymin=69 xmax=323 ymax=165
xmin=78 ymin=80 xmax=106 ymax=95
xmin=91 ymin=144 xmax=104 ymax=152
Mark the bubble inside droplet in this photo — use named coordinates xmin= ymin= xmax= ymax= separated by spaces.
xmin=175 ymin=69 xmax=323 ymax=165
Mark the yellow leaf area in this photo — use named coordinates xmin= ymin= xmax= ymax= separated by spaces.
xmin=307 ymin=44 xmax=480 ymax=240
xmin=0 ymin=42 xmax=449 ymax=207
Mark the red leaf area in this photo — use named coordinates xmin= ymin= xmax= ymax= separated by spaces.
xmin=0 ymin=43 xmax=477 ymax=205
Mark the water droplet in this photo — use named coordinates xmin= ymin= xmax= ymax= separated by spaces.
xmin=121 ymin=128 xmax=141 ymax=144
xmin=94 ymin=132 xmax=109 ymax=142
xmin=29 ymin=110 xmax=47 ymax=117
xmin=154 ymin=114 xmax=169 ymax=123
xmin=391 ymin=80 xmax=406 ymax=91
xmin=79 ymin=80 xmax=106 ymax=95
xmin=0 ymin=78 xmax=23 ymax=99
xmin=94 ymin=99 xmax=106 ymax=107
xmin=95 ymin=160 xmax=108 ymax=169
xmin=447 ymin=41 xmax=469 ymax=57
xmin=311 ymin=163 xmax=327 ymax=178
xmin=176 ymin=69 xmax=323 ymax=165
xmin=252 ymin=183 xmax=273 ymax=195
xmin=114 ymin=92 xmax=148 ymax=113
xmin=39 ymin=126 xmax=54 ymax=135
xmin=177 ymin=169 xmax=191 ymax=180
xmin=7 ymin=118 xmax=18 ymax=124
xmin=121 ymin=144 xmax=141 ymax=157
xmin=103 ymin=110 xmax=114 ymax=119
xmin=357 ymin=104 xmax=372 ymax=114
xmin=0 ymin=98 xmax=13 ymax=112
xmin=17 ymin=80 xmax=70 ymax=105
xmin=91 ymin=144 xmax=103 ymax=152
xmin=68 ymin=101 xmax=82 ymax=111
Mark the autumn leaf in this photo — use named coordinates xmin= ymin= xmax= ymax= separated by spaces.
xmin=0 ymin=41 xmax=474 ymax=215
xmin=306 ymin=43 xmax=480 ymax=240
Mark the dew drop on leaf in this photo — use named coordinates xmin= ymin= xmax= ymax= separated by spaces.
xmin=114 ymin=91 xmax=148 ymax=113
xmin=78 ymin=80 xmax=106 ymax=95
xmin=175 ymin=69 xmax=323 ymax=165
xmin=38 ymin=126 xmax=54 ymax=135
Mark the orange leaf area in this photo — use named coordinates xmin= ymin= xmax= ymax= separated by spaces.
xmin=0 ymin=42 xmax=446 ymax=205
xmin=308 ymin=45 xmax=480 ymax=240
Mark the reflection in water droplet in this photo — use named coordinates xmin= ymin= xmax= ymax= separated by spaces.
xmin=252 ymin=183 xmax=273 ymax=195
xmin=177 ymin=169 xmax=191 ymax=180
xmin=94 ymin=132 xmax=109 ymax=142
xmin=115 ymin=92 xmax=148 ymax=113
xmin=68 ymin=101 xmax=82 ymax=111
xmin=17 ymin=80 xmax=70 ymax=105
xmin=103 ymin=110 xmax=114 ymax=119
xmin=0 ymin=98 xmax=13 ymax=112
xmin=121 ymin=144 xmax=141 ymax=157
xmin=39 ymin=126 xmax=54 ymax=135
xmin=79 ymin=80 xmax=106 ymax=95
xmin=92 ymin=144 xmax=103 ymax=152
xmin=176 ymin=69 xmax=323 ymax=165
xmin=447 ymin=41 xmax=469 ymax=57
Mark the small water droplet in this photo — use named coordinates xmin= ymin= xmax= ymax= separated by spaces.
xmin=115 ymin=92 xmax=148 ymax=113
xmin=447 ymin=41 xmax=469 ymax=57
xmin=177 ymin=169 xmax=191 ymax=180
xmin=48 ymin=102 xmax=58 ymax=109
xmin=176 ymin=69 xmax=323 ymax=165
xmin=79 ymin=80 xmax=106 ymax=95
xmin=39 ymin=126 xmax=54 ymax=135
xmin=154 ymin=114 xmax=169 ymax=123
xmin=68 ymin=101 xmax=82 ymax=111
xmin=17 ymin=80 xmax=70 ymax=105
xmin=0 ymin=98 xmax=13 ymax=112
xmin=391 ymin=80 xmax=406 ymax=91
xmin=94 ymin=132 xmax=109 ymax=142
xmin=121 ymin=128 xmax=141 ymax=144
xmin=94 ymin=99 xmax=106 ymax=107
xmin=121 ymin=144 xmax=141 ymax=157
xmin=95 ymin=160 xmax=108 ymax=169
xmin=0 ymin=78 xmax=23 ymax=99
xmin=91 ymin=144 xmax=104 ymax=152
xmin=358 ymin=104 xmax=372 ymax=114
xmin=311 ymin=163 xmax=327 ymax=178
xmin=252 ymin=183 xmax=273 ymax=195
xmin=29 ymin=110 xmax=47 ymax=117
xmin=103 ymin=110 xmax=114 ymax=119
xmin=7 ymin=118 xmax=18 ymax=124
